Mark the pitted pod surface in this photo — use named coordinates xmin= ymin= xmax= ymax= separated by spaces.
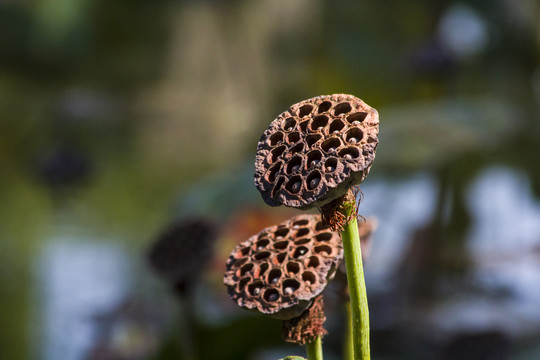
xmin=254 ymin=94 xmax=379 ymax=209
xmin=224 ymin=214 xmax=343 ymax=320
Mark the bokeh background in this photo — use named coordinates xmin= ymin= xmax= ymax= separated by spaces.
xmin=1 ymin=1 xmax=540 ymax=359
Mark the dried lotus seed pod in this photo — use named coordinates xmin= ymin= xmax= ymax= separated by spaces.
xmin=223 ymin=214 xmax=342 ymax=320
xmin=254 ymin=94 xmax=379 ymax=209
xmin=147 ymin=217 xmax=218 ymax=294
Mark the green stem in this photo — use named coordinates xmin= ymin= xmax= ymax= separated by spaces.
xmin=341 ymin=212 xmax=370 ymax=360
xmin=345 ymin=301 xmax=354 ymax=360
xmin=306 ymin=336 xmax=323 ymax=360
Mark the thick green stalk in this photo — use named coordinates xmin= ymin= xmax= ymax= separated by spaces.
xmin=341 ymin=210 xmax=370 ymax=360
xmin=306 ymin=336 xmax=323 ymax=360
xmin=345 ymin=301 xmax=354 ymax=360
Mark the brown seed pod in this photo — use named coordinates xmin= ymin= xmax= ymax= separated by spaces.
xmin=147 ymin=217 xmax=218 ymax=294
xmin=254 ymin=94 xmax=379 ymax=209
xmin=223 ymin=214 xmax=343 ymax=320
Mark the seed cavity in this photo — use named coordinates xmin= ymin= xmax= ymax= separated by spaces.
xmin=282 ymin=279 xmax=300 ymax=295
xmin=267 ymin=269 xmax=281 ymax=284
xmin=324 ymin=158 xmax=338 ymax=173
xmin=310 ymin=115 xmax=329 ymax=131
xmin=282 ymin=117 xmax=296 ymax=131
xmin=347 ymin=112 xmax=367 ymax=124
xmin=318 ymin=101 xmax=332 ymax=113
xmin=307 ymin=171 xmax=322 ymax=190
xmin=248 ymin=281 xmax=263 ymax=296
xmin=302 ymin=271 xmax=316 ymax=285
xmin=321 ymin=137 xmax=341 ymax=152
xmin=298 ymin=104 xmax=313 ymax=117
xmin=286 ymin=262 xmax=300 ymax=274
xmin=333 ymin=102 xmax=352 ymax=115
xmin=269 ymin=132 xmax=284 ymax=146
xmin=264 ymin=288 xmax=279 ymax=302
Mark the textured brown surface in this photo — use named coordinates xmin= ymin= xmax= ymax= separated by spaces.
xmin=223 ymin=214 xmax=343 ymax=320
xmin=282 ymin=295 xmax=327 ymax=345
xmin=254 ymin=94 xmax=379 ymax=209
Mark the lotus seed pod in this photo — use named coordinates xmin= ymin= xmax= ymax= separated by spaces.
xmin=254 ymin=94 xmax=379 ymax=209
xmin=223 ymin=214 xmax=343 ymax=320
xmin=147 ymin=217 xmax=218 ymax=294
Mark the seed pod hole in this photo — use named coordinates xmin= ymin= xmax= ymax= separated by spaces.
xmin=315 ymin=221 xmax=327 ymax=231
xmin=294 ymin=238 xmax=311 ymax=245
xmin=315 ymin=232 xmax=333 ymax=242
xmin=333 ymin=102 xmax=352 ymax=115
xmin=310 ymin=115 xmax=329 ymax=131
xmin=307 ymin=256 xmax=320 ymax=268
xmin=307 ymin=171 xmax=322 ymax=190
xmin=318 ymin=101 xmax=332 ymax=113
xmin=299 ymin=120 xmax=309 ymax=132
xmin=273 ymin=240 xmax=289 ymax=250
xmin=270 ymin=145 xmax=286 ymax=163
xmin=259 ymin=263 xmax=270 ymax=276
xmin=298 ymin=104 xmax=313 ymax=117
xmin=271 ymin=176 xmax=285 ymax=197
xmin=324 ymin=158 xmax=338 ymax=173
xmin=287 ymin=131 xmax=301 ymax=144
xmin=263 ymin=288 xmax=280 ymax=302
xmin=286 ymin=262 xmax=300 ymax=275
xmin=338 ymin=147 xmax=360 ymax=160
xmin=306 ymin=150 xmax=322 ymax=169
xmin=266 ymin=162 xmax=281 ymax=183
xmin=236 ymin=247 xmax=250 ymax=258
xmin=269 ymin=132 xmax=284 ymax=146
xmin=329 ymin=119 xmax=346 ymax=134
xmin=275 ymin=228 xmax=290 ymax=238
xmin=282 ymin=117 xmax=296 ymax=131
xmin=255 ymin=239 xmax=270 ymax=250
xmin=346 ymin=128 xmax=364 ymax=144
xmin=267 ymin=269 xmax=282 ymax=284
xmin=347 ymin=112 xmax=368 ymax=124
xmin=275 ymin=252 xmax=287 ymax=264
xmin=292 ymin=219 xmax=309 ymax=227
xmin=254 ymin=251 xmax=271 ymax=261
xmin=286 ymin=176 xmax=303 ymax=194
xmin=248 ymin=281 xmax=263 ymax=296
xmin=314 ymin=245 xmax=333 ymax=256
xmin=289 ymin=142 xmax=305 ymax=155
xmin=240 ymin=263 xmax=254 ymax=276
xmin=282 ymin=279 xmax=300 ymax=295
xmin=321 ymin=137 xmax=341 ymax=152
xmin=296 ymin=228 xmax=310 ymax=237
xmin=302 ymin=271 xmax=316 ymax=285
xmin=367 ymin=136 xmax=377 ymax=143
xmin=238 ymin=276 xmax=251 ymax=290
xmin=232 ymin=257 xmax=248 ymax=268
xmin=286 ymin=156 xmax=303 ymax=174
xmin=306 ymin=134 xmax=322 ymax=147
xmin=293 ymin=246 xmax=309 ymax=259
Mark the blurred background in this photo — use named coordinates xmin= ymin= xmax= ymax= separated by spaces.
xmin=1 ymin=0 xmax=539 ymax=359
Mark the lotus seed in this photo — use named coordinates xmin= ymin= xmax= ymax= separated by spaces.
xmin=348 ymin=137 xmax=357 ymax=144
xmin=344 ymin=154 xmax=352 ymax=160
xmin=310 ymin=160 xmax=319 ymax=167
xmin=267 ymin=292 xmax=279 ymax=302
xmin=309 ymin=177 xmax=320 ymax=189
xmin=284 ymin=287 xmax=294 ymax=295
xmin=271 ymin=276 xmax=279 ymax=284
xmin=253 ymin=287 xmax=261 ymax=295
xmin=352 ymin=120 xmax=360 ymax=125
xmin=326 ymin=166 xmax=334 ymax=172
xmin=291 ymin=182 xmax=301 ymax=193
xmin=291 ymin=164 xmax=300 ymax=172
